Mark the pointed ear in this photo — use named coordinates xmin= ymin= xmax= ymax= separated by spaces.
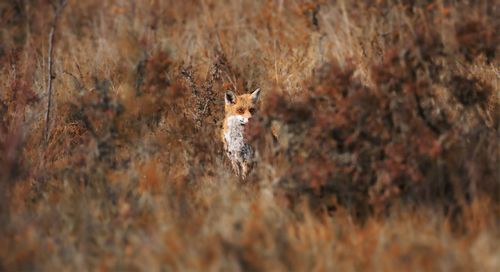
xmin=225 ymin=90 xmax=236 ymax=104
xmin=251 ymin=88 xmax=261 ymax=102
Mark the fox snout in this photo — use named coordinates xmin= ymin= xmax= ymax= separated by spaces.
xmin=236 ymin=115 xmax=249 ymax=125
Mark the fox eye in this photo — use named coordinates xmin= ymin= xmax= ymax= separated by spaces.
xmin=237 ymin=107 xmax=245 ymax=114
xmin=249 ymin=108 xmax=256 ymax=114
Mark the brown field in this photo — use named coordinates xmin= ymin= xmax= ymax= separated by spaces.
xmin=1 ymin=0 xmax=499 ymax=271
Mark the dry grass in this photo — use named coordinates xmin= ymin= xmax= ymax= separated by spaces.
xmin=0 ymin=0 xmax=499 ymax=271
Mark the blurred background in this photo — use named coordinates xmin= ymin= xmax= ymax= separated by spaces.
xmin=0 ymin=0 xmax=499 ymax=270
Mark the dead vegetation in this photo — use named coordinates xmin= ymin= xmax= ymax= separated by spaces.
xmin=0 ymin=0 xmax=499 ymax=271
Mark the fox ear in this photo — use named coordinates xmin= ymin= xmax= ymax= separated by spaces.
xmin=225 ymin=90 xmax=236 ymax=104
xmin=251 ymin=88 xmax=261 ymax=102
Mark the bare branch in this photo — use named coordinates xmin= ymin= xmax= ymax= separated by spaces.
xmin=43 ymin=0 xmax=68 ymax=145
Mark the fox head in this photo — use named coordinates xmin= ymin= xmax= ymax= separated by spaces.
xmin=224 ymin=88 xmax=261 ymax=125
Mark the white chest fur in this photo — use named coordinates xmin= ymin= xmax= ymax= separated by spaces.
xmin=224 ymin=116 xmax=253 ymax=163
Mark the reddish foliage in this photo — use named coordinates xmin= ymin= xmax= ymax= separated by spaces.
xmin=456 ymin=19 xmax=497 ymax=62
xmin=254 ymin=29 xmax=498 ymax=217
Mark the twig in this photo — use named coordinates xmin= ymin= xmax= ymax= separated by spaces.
xmin=43 ymin=0 xmax=67 ymax=145
xmin=180 ymin=67 xmax=199 ymax=96
xmin=63 ymin=71 xmax=85 ymax=94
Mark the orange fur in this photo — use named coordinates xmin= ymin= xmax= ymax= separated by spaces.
xmin=221 ymin=88 xmax=261 ymax=179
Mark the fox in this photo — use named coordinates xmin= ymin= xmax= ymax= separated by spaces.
xmin=222 ymin=88 xmax=261 ymax=180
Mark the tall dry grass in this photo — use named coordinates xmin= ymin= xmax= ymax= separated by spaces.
xmin=0 ymin=0 xmax=499 ymax=271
